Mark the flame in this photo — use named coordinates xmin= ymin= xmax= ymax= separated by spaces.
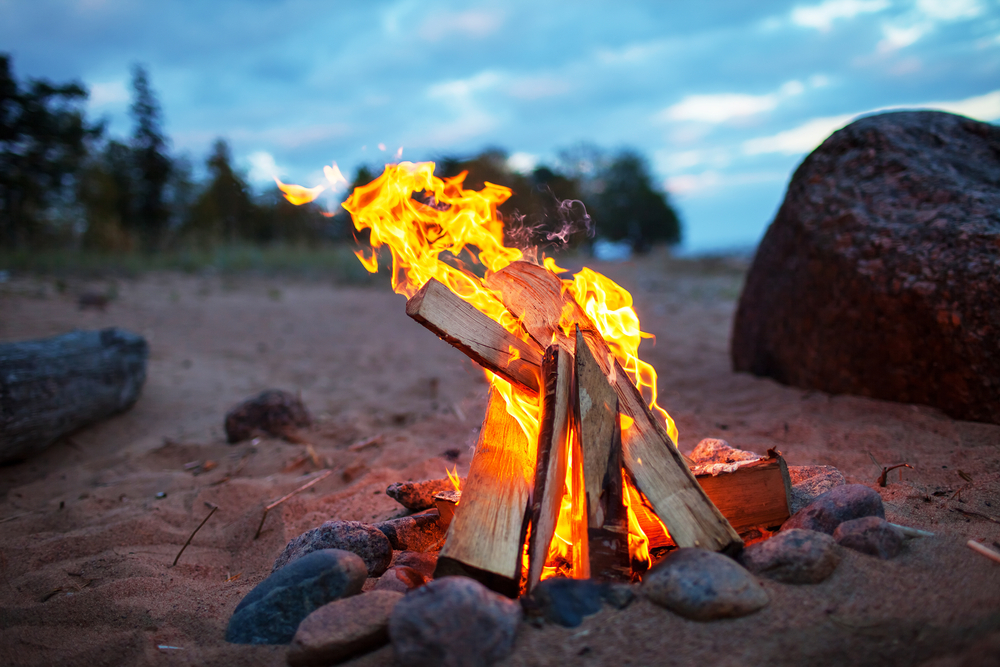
xmin=446 ymin=465 xmax=462 ymax=492
xmin=282 ymin=160 xmax=677 ymax=577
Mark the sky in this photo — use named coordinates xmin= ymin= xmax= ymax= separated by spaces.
xmin=2 ymin=0 xmax=998 ymax=253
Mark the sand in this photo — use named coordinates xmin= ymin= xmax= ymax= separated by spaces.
xmin=1 ymin=252 xmax=998 ymax=667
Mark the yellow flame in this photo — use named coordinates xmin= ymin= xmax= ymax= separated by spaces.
xmin=274 ymin=177 xmax=327 ymax=205
xmin=324 ymin=163 xmax=348 ymax=188
xmin=446 ymin=465 xmax=462 ymax=492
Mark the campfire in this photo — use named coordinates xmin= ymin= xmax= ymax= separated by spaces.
xmin=279 ymin=162 xmax=791 ymax=596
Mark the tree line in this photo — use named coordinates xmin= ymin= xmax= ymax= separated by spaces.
xmin=1 ymin=54 xmax=681 ymax=256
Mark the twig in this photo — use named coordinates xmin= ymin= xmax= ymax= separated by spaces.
xmin=348 ymin=435 xmax=383 ymax=452
xmin=967 ymin=540 xmax=1000 ymax=565
xmin=888 ymin=523 xmax=935 ymax=538
xmin=254 ymin=469 xmax=332 ymax=539
xmin=0 ymin=512 xmax=32 ymax=524
xmin=172 ymin=504 xmax=218 ymax=567
xmin=951 ymin=507 xmax=1000 ymax=525
xmin=210 ymin=448 xmax=254 ymax=486
xmin=877 ymin=463 xmax=912 ymax=487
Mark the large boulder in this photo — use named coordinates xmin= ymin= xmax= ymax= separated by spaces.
xmin=732 ymin=111 xmax=1000 ymax=424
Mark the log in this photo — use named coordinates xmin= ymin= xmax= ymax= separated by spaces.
xmin=486 ymin=261 xmax=742 ymax=555
xmin=527 ymin=345 xmax=575 ymax=590
xmin=406 ymin=278 xmax=543 ymax=394
xmin=693 ymin=454 xmax=792 ymax=534
xmin=434 ymin=385 xmax=536 ymax=597
xmin=575 ymin=326 xmax=630 ymax=581
xmin=0 ymin=328 xmax=148 ymax=463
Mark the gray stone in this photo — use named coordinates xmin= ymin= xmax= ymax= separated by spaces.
xmin=224 ymin=389 xmax=311 ymax=443
xmin=642 ymin=548 xmax=769 ymax=621
xmin=226 ymin=549 xmax=366 ymax=644
xmin=374 ymin=566 xmax=428 ymax=593
xmin=521 ymin=578 xmax=604 ymax=628
xmin=740 ymin=529 xmax=840 ymax=584
xmin=386 ymin=478 xmax=464 ymax=511
xmin=834 ymin=516 xmax=904 ymax=559
xmin=782 ymin=484 xmax=885 ymax=535
xmin=732 ymin=110 xmax=1000 ymax=425
xmin=389 ymin=576 xmax=521 ymax=667
xmin=788 ymin=465 xmax=847 ymax=514
xmin=288 ymin=590 xmax=403 ymax=666
xmin=375 ymin=509 xmax=446 ymax=552
xmin=274 ymin=520 xmax=392 ymax=577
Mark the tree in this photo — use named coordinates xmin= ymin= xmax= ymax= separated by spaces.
xmin=182 ymin=139 xmax=255 ymax=246
xmin=0 ymin=54 xmax=99 ymax=248
xmin=129 ymin=64 xmax=172 ymax=251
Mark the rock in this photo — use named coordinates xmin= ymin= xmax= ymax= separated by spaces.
xmin=642 ymin=548 xmax=769 ymax=621
xmin=739 ymin=529 xmax=840 ymax=584
xmin=386 ymin=478 xmax=464 ymax=511
xmin=834 ymin=516 xmax=904 ymax=559
xmin=374 ymin=566 xmax=428 ymax=593
xmin=389 ymin=576 xmax=521 ymax=667
xmin=687 ymin=438 xmax=761 ymax=465
xmin=375 ymin=509 xmax=446 ymax=552
xmin=274 ymin=521 xmax=392 ymax=577
xmin=732 ymin=110 xmax=1000 ymax=425
xmin=393 ymin=550 xmax=438 ymax=580
xmin=782 ymin=484 xmax=884 ymax=535
xmin=788 ymin=465 xmax=847 ymax=514
xmin=288 ymin=590 xmax=403 ymax=666
xmin=521 ymin=578 xmax=604 ymax=628
xmin=224 ymin=389 xmax=311 ymax=443
xmin=602 ymin=583 xmax=637 ymax=610
xmin=226 ymin=549 xmax=366 ymax=644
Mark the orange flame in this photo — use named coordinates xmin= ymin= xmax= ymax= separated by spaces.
xmin=275 ymin=177 xmax=326 ymax=205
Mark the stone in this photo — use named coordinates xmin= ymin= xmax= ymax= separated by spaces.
xmin=274 ymin=521 xmax=392 ymax=577
xmin=781 ymin=484 xmax=884 ymax=535
xmin=788 ymin=465 xmax=847 ymax=514
xmin=375 ymin=509 xmax=446 ymax=552
xmin=374 ymin=566 xmax=428 ymax=593
xmin=687 ymin=438 xmax=761 ymax=465
xmin=288 ymin=590 xmax=403 ymax=666
xmin=834 ymin=516 xmax=904 ymax=559
xmin=226 ymin=549 xmax=366 ymax=644
xmin=386 ymin=478 xmax=464 ymax=511
xmin=389 ymin=576 xmax=521 ymax=667
xmin=642 ymin=548 xmax=769 ymax=621
xmin=732 ymin=110 xmax=1000 ymax=425
xmin=224 ymin=389 xmax=311 ymax=443
xmin=393 ymin=550 xmax=438 ymax=580
xmin=521 ymin=578 xmax=604 ymax=628
xmin=601 ymin=583 xmax=637 ymax=610
xmin=739 ymin=529 xmax=840 ymax=584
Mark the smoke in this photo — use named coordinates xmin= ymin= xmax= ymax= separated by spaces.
xmin=505 ymin=186 xmax=595 ymax=253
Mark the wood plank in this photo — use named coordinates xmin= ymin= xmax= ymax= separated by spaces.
xmin=434 ymin=385 xmax=536 ymax=597
xmin=406 ymin=278 xmax=543 ymax=394
xmin=694 ymin=455 xmax=792 ymax=534
xmin=575 ymin=326 xmax=629 ymax=581
xmin=527 ymin=345 xmax=574 ymax=590
xmin=486 ymin=261 xmax=742 ymax=555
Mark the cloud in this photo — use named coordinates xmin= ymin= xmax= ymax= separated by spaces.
xmin=427 ymin=71 xmax=501 ymax=100
xmin=88 ymin=79 xmax=129 ymax=107
xmin=791 ymin=0 xmax=889 ymax=31
xmin=418 ymin=9 xmax=504 ymax=42
xmin=877 ymin=0 xmax=983 ymax=52
xmin=247 ymin=151 xmax=279 ymax=185
xmin=742 ymin=89 xmax=1000 ymax=156
xmin=507 ymin=152 xmax=537 ymax=174
xmin=878 ymin=23 xmax=929 ymax=52
xmin=507 ymin=75 xmax=571 ymax=100
xmin=658 ymin=80 xmax=806 ymax=124
xmin=915 ymin=0 xmax=983 ymax=21
xmin=665 ymin=170 xmax=787 ymax=195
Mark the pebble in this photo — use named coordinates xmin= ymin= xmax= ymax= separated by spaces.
xmin=739 ymin=529 xmax=840 ymax=584
xmin=642 ymin=548 xmax=769 ymax=621
xmin=224 ymin=388 xmax=311 ymax=443
xmin=834 ymin=516 xmax=904 ymax=559
xmin=788 ymin=465 xmax=847 ymax=514
xmin=781 ymin=484 xmax=884 ymax=535
xmin=288 ymin=590 xmax=403 ymax=666
xmin=389 ymin=576 xmax=521 ymax=667
xmin=386 ymin=478 xmax=464 ymax=511
xmin=274 ymin=520 xmax=392 ymax=577
xmin=375 ymin=509 xmax=446 ymax=552
xmin=226 ymin=549 xmax=366 ymax=644
xmin=374 ymin=566 xmax=429 ymax=593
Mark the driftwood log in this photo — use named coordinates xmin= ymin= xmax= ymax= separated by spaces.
xmin=0 ymin=328 xmax=148 ymax=463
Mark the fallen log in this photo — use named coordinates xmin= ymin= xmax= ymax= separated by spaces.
xmin=575 ymin=326 xmax=630 ymax=581
xmin=0 ymin=328 xmax=148 ymax=464
xmin=434 ymin=385 xmax=536 ymax=597
xmin=406 ymin=278 xmax=543 ymax=394
xmin=527 ymin=345 xmax=575 ymax=590
xmin=486 ymin=261 xmax=742 ymax=555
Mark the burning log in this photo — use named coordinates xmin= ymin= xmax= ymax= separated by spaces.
xmin=693 ymin=453 xmax=792 ymax=535
xmin=405 ymin=278 xmax=543 ymax=394
xmin=434 ymin=386 xmax=536 ymax=597
xmin=527 ymin=345 xmax=576 ymax=590
xmin=486 ymin=261 xmax=742 ymax=555
xmin=575 ymin=327 xmax=630 ymax=581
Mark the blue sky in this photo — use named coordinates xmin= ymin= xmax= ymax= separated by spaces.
xmin=3 ymin=0 xmax=998 ymax=252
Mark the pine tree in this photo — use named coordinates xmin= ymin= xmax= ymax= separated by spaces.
xmin=129 ymin=64 xmax=172 ymax=251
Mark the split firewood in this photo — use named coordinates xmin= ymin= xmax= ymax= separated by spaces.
xmin=434 ymin=386 xmax=536 ymax=597
xmin=575 ymin=326 xmax=629 ymax=581
xmin=406 ymin=278 xmax=544 ymax=394
xmin=692 ymin=453 xmax=792 ymax=534
xmin=486 ymin=261 xmax=742 ymax=554
xmin=527 ymin=345 xmax=576 ymax=590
